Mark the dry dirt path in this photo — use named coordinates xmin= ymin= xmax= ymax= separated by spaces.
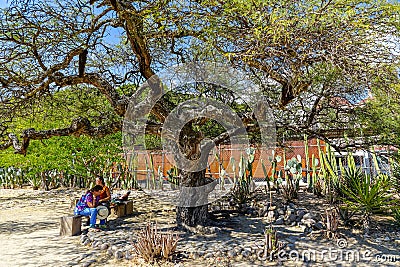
xmin=0 ymin=189 xmax=84 ymax=267
xmin=1 ymin=188 xmax=400 ymax=267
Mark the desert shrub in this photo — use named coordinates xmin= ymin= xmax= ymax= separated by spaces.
xmin=133 ymin=223 xmax=179 ymax=263
xmin=231 ymin=178 xmax=252 ymax=205
xmin=391 ymin=163 xmax=400 ymax=194
xmin=340 ymin=170 xmax=395 ymax=233
xmin=393 ymin=208 xmax=400 ymax=226
xmin=280 ymin=157 xmax=302 ymax=203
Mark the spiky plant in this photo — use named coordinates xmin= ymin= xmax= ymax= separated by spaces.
xmin=340 ymin=171 xmax=395 ymax=234
xmin=393 ymin=208 xmax=400 ymax=226
xmin=133 ymin=222 xmax=179 ymax=263
xmin=280 ymin=157 xmax=302 ymax=203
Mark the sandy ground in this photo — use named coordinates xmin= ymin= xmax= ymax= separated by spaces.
xmin=0 ymin=189 xmax=83 ymax=267
xmin=0 ymin=188 xmax=399 ymax=267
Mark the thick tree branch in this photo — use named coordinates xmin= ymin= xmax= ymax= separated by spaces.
xmin=3 ymin=117 xmax=122 ymax=155
xmin=49 ymin=73 xmax=127 ymax=117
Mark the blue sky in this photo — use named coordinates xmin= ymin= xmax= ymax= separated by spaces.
xmin=0 ymin=0 xmax=7 ymax=8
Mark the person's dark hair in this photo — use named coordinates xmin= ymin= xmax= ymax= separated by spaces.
xmin=90 ymin=185 xmax=104 ymax=192
xmin=96 ymin=175 xmax=105 ymax=185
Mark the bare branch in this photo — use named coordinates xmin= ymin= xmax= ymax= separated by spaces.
xmin=3 ymin=117 xmax=122 ymax=155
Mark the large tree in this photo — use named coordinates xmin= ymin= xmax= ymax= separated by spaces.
xmin=1 ymin=0 xmax=399 ymax=226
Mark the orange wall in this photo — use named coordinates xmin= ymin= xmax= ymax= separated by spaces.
xmin=125 ymin=139 xmax=325 ymax=180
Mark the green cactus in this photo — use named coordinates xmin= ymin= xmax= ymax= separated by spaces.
xmin=166 ymin=167 xmax=179 ymax=188
xmin=230 ymin=157 xmax=236 ymax=184
xmin=231 ymin=148 xmax=256 ymax=205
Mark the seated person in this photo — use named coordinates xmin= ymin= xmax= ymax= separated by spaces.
xmin=74 ymin=184 xmax=105 ymax=230
xmin=95 ymin=175 xmax=111 ymax=205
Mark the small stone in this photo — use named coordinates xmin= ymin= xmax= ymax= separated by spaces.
xmin=80 ymin=235 xmax=88 ymax=242
xmin=79 ymin=254 xmax=90 ymax=261
xmin=302 ymin=218 xmax=316 ymax=228
xmin=384 ymin=236 xmax=391 ymax=241
xmin=313 ymin=221 xmax=324 ymax=230
xmin=83 ymin=239 xmax=91 ymax=246
xmin=302 ymin=213 xmax=313 ymax=220
xmin=304 ymin=226 xmax=312 ymax=234
xmin=275 ymin=217 xmax=284 ymax=225
xmin=82 ymin=260 xmax=96 ymax=267
xmin=125 ymin=251 xmax=133 ymax=260
xmin=86 ymin=233 xmax=96 ymax=241
xmin=234 ymin=247 xmax=243 ymax=254
xmin=106 ymin=249 xmax=113 ymax=257
xmin=241 ymin=249 xmax=251 ymax=258
xmin=297 ymin=210 xmax=306 ymax=221
xmin=227 ymin=250 xmax=237 ymax=257
xmin=204 ymin=252 xmax=213 ymax=259
xmin=91 ymin=241 xmax=100 ymax=248
xmin=100 ymin=243 xmax=109 ymax=250
xmin=209 ymin=227 xmax=218 ymax=234
xmin=114 ymin=250 xmax=123 ymax=259
xmin=190 ymin=252 xmax=199 ymax=259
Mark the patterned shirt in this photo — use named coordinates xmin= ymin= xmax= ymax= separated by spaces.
xmin=99 ymin=185 xmax=110 ymax=200
xmin=75 ymin=191 xmax=99 ymax=212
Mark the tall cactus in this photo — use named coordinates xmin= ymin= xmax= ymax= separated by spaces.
xmin=304 ymin=135 xmax=311 ymax=190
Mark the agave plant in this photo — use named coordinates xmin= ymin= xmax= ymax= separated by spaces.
xmin=393 ymin=208 xmax=400 ymax=226
xmin=340 ymin=171 xmax=395 ymax=234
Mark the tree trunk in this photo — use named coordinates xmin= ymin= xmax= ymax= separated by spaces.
xmin=174 ymin=122 xmax=214 ymax=227
xmin=176 ymin=170 xmax=210 ymax=227
xmin=176 ymin=204 xmax=208 ymax=227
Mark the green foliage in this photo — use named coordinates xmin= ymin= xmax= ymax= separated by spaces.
xmin=340 ymin=170 xmax=395 ymax=231
xmin=231 ymin=149 xmax=255 ymax=205
xmin=354 ymin=81 xmax=400 ymax=147
xmin=317 ymin=142 xmax=343 ymax=203
xmin=393 ymin=208 xmax=400 ymax=226
xmin=280 ymin=156 xmax=302 ymax=203
xmin=0 ymin=88 xmax=126 ymax=189
xmin=166 ymin=167 xmax=179 ymax=188
xmin=391 ymin=161 xmax=400 ymax=194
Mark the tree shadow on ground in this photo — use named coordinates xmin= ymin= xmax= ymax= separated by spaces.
xmin=0 ymin=220 xmax=55 ymax=234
